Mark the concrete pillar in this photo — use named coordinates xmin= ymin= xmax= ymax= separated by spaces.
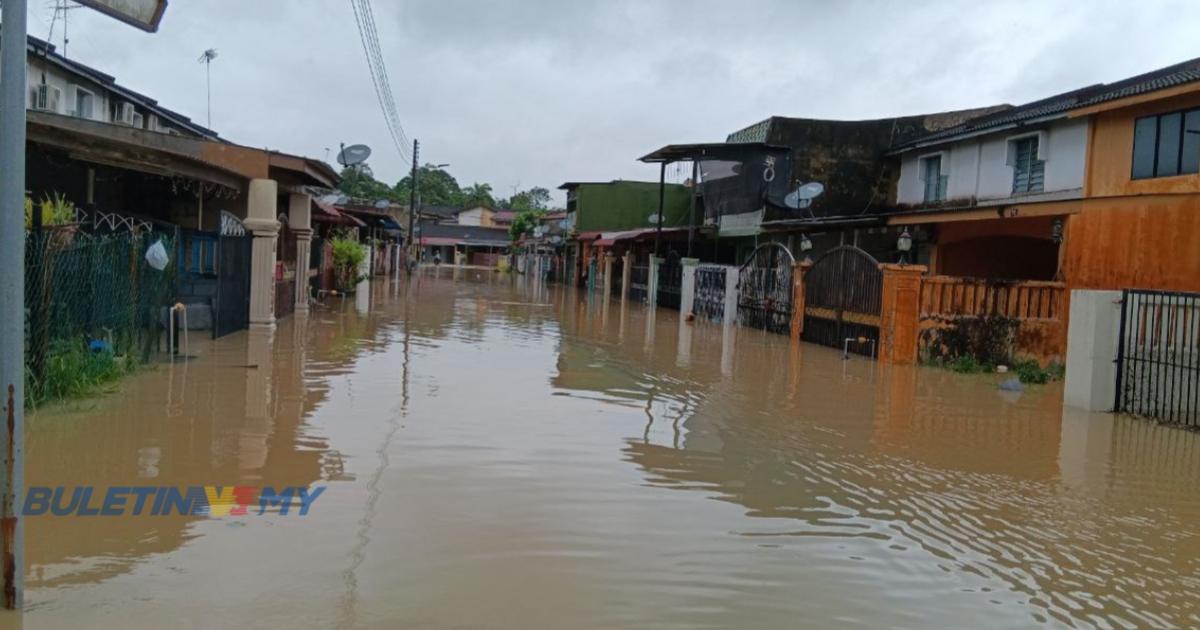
xmin=680 ymin=257 xmax=699 ymax=317
xmin=647 ymin=255 xmax=662 ymax=306
xmin=790 ymin=260 xmax=813 ymax=340
xmin=1064 ymin=289 xmax=1122 ymax=411
xmin=621 ymin=252 xmax=632 ymax=302
xmin=723 ymin=264 xmax=739 ymax=326
xmin=603 ymin=252 xmax=614 ymax=295
xmin=878 ymin=264 xmax=926 ymax=365
xmin=288 ymin=193 xmax=312 ymax=313
xmin=244 ymin=178 xmax=280 ymax=330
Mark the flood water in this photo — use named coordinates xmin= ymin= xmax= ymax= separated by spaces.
xmin=7 ymin=269 xmax=1200 ymax=629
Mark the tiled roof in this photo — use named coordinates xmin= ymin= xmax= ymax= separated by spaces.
xmin=419 ymin=222 xmax=510 ymax=244
xmin=893 ymin=57 xmax=1200 ymax=151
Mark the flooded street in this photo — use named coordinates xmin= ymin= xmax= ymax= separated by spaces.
xmin=10 ymin=270 xmax=1200 ymax=629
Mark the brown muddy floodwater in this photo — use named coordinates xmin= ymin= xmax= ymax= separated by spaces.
xmin=5 ymin=269 xmax=1200 ymax=629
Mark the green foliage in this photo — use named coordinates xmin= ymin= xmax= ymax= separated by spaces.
xmin=24 ymin=192 xmax=77 ymax=230
xmin=330 ymin=235 xmax=368 ymax=289
xmin=394 ymin=164 xmax=463 ymax=207
xmin=338 ymin=164 xmax=398 ymax=202
xmin=509 ymin=208 xmax=545 ymax=242
xmin=947 ymin=355 xmax=992 ymax=374
xmin=461 ymin=182 xmax=496 ymax=208
xmin=26 ymin=338 xmax=136 ymax=406
xmin=1012 ymin=359 xmax=1064 ymax=385
xmin=501 ymin=186 xmax=552 ymax=212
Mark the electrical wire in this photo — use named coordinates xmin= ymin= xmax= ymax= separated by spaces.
xmin=348 ymin=0 xmax=411 ymax=164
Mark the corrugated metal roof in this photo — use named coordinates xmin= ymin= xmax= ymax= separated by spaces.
xmin=893 ymin=58 xmax=1200 ymax=151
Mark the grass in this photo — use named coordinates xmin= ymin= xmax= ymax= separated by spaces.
xmin=25 ymin=338 xmax=139 ymax=408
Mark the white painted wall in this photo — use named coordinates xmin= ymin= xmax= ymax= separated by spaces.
xmin=897 ymin=117 xmax=1088 ymax=206
xmin=456 ymin=206 xmax=495 ymax=226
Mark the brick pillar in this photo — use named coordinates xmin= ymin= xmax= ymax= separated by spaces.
xmin=790 ymin=260 xmax=813 ymax=341
xmin=680 ymin=257 xmax=699 ymax=317
xmin=621 ymin=252 xmax=632 ymax=302
xmin=244 ymin=178 xmax=279 ymax=330
xmin=878 ymin=264 xmax=927 ymax=365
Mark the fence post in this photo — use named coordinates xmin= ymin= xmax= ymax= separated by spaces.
xmin=1063 ymin=289 xmax=1123 ymax=411
xmin=602 ymin=252 xmax=614 ymax=295
xmin=723 ymin=264 xmax=738 ymax=325
xmin=289 ymin=193 xmax=312 ymax=314
xmin=790 ymin=260 xmax=812 ymax=341
xmin=621 ymin=252 xmax=632 ymax=302
xmin=878 ymin=263 xmax=926 ymax=365
xmin=680 ymin=257 xmax=699 ymax=317
xmin=648 ymin=254 xmax=661 ymax=306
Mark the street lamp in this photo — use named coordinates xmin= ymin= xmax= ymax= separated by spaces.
xmin=897 ymin=229 xmax=913 ymax=265
xmin=799 ymin=233 xmax=813 ymax=263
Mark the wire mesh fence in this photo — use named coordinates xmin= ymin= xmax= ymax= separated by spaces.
xmin=24 ymin=229 xmax=177 ymax=406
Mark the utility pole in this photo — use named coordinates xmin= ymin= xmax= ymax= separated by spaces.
xmin=198 ymin=49 xmax=218 ymax=129
xmin=0 ymin=0 xmax=27 ymax=610
xmin=406 ymin=139 xmax=419 ymax=275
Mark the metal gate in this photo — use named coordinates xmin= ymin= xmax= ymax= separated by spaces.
xmin=1114 ymin=289 xmax=1200 ymax=427
xmin=694 ymin=265 xmax=727 ymax=323
xmin=657 ymin=259 xmax=682 ymax=310
xmin=801 ymin=245 xmax=882 ymax=354
xmin=737 ymin=243 xmax=794 ymax=334
xmin=214 ymin=212 xmax=252 ymax=338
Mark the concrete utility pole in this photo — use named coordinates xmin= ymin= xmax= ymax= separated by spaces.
xmin=406 ymin=139 xmax=419 ymax=275
xmin=0 ymin=0 xmax=27 ymax=610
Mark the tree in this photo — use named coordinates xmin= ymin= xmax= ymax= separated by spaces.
xmin=461 ymin=182 xmax=495 ymax=208
xmin=509 ymin=208 xmax=545 ymax=244
xmin=501 ymin=186 xmax=552 ymax=212
xmin=338 ymin=164 xmax=397 ymax=201
xmin=394 ymin=164 xmax=463 ymax=207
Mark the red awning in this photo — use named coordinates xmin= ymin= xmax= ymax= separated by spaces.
xmin=312 ymin=198 xmax=365 ymax=226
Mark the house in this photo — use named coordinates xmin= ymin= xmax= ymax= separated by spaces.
xmin=418 ymin=222 xmax=511 ymax=267
xmin=456 ymin=205 xmax=497 ymax=226
xmin=887 ymin=56 xmax=1200 ymax=291
xmin=25 ymin=35 xmax=216 ymax=139
xmin=559 ymin=180 xmax=692 ymax=284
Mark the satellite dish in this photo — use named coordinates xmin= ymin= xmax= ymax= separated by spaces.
xmin=533 ymin=226 xmax=546 ymax=238
xmin=550 ymin=235 xmax=563 ymax=245
xmin=374 ymin=199 xmax=389 ymax=209
xmin=337 ymin=144 xmax=372 ymax=167
xmin=785 ymin=182 xmax=825 ymax=210
xmin=647 ymin=213 xmax=662 ymax=224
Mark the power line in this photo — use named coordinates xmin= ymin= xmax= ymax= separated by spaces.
xmin=348 ymin=0 xmax=411 ymax=165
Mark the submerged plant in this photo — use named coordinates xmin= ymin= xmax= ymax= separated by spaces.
xmin=330 ymin=235 xmax=368 ymax=290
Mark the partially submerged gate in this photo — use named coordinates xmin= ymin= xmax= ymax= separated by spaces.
xmin=737 ymin=243 xmax=794 ymax=334
xmin=214 ymin=212 xmax=252 ymax=338
xmin=801 ymin=245 xmax=882 ymax=355
xmin=1114 ymin=289 xmax=1200 ymax=427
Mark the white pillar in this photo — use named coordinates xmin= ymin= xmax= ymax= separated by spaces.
xmin=1064 ymin=290 xmax=1122 ymax=411
xmin=244 ymin=178 xmax=279 ymax=330
xmin=647 ymin=255 xmax=662 ymax=306
xmin=680 ymin=257 xmax=699 ymax=317
xmin=289 ymin=193 xmax=312 ymax=314
xmin=602 ymin=253 xmax=613 ymax=295
xmin=621 ymin=252 xmax=632 ymax=302
xmin=723 ymin=264 xmax=739 ymax=325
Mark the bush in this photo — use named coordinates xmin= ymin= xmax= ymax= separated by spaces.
xmin=330 ymin=236 xmax=367 ymax=290
xmin=26 ymin=338 xmax=136 ymax=406
xmin=1012 ymin=359 xmax=1064 ymax=385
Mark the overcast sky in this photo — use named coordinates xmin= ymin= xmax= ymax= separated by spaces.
xmin=26 ymin=0 xmax=1200 ymax=203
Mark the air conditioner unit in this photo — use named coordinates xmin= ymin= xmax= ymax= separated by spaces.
xmin=117 ymin=102 xmax=136 ymax=125
xmin=30 ymin=84 xmax=61 ymax=112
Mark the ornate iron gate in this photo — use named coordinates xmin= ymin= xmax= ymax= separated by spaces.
xmin=737 ymin=243 xmax=794 ymax=334
xmin=694 ymin=265 xmax=727 ymax=323
xmin=801 ymin=245 xmax=882 ymax=355
xmin=1114 ymin=289 xmax=1200 ymax=427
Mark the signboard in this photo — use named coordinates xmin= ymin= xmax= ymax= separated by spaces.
xmin=75 ymin=0 xmax=168 ymax=32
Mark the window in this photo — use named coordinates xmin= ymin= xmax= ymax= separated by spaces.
xmin=1132 ymin=107 xmax=1200 ymax=179
xmin=920 ymin=154 xmax=947 ymax=202
xmin=1011 ymin=136 xmax=1045 ymax=194
xmin=74 ymin=87 xmax=94 ymax=119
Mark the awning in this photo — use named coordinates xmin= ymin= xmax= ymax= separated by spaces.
xmin=379 ymin=216 xmax=402 ymax=230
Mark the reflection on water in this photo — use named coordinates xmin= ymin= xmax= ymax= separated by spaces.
xmin=9 ymin=269 xmax=1200 ymax=629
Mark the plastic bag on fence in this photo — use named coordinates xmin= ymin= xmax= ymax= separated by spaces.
xmin=145 ymin=239 xmax=170 ymax=271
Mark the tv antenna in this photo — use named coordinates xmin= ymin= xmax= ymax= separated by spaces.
xmin=198 ymin=48 xmax=218 ymax=128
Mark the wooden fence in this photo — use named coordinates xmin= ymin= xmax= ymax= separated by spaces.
xmin=918 ymin=275 xmax=1067 ymax=364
